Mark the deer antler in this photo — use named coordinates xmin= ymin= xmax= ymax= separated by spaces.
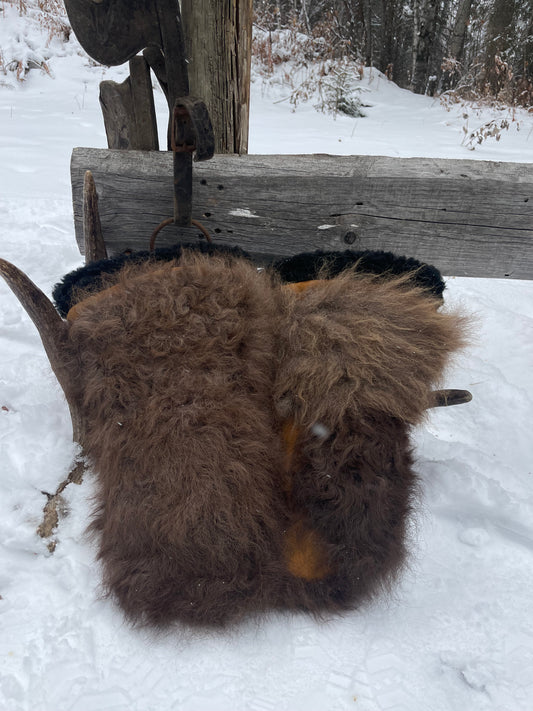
xmin=431 ymin=388 xmax=472 ymax=407
xmin=0 ymin=258 xmax=83 ymax=442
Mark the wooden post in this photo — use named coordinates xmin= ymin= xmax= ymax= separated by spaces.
xmin=99 ymin=56 xmax=159 ymax=151
xmin=181 ymin=0 xmax=253 ymax=154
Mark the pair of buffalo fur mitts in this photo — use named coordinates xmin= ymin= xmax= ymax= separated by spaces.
xmin=53 ymin=247 xmax=466 ymax=628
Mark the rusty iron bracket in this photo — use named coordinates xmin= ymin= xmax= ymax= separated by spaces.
xmin=149 ymin=97 xmax=215 ymax=248
xmin=171 ymin=96 xmax=215 ymax=227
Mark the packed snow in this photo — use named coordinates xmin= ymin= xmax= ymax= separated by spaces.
xmin=1 ymin=13 xmax=532 ymax=711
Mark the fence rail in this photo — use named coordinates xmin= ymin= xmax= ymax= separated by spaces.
xmin=71 ymin=148 xmax=533 ymax=278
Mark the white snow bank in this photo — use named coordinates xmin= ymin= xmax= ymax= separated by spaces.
xmin=1 ymin=19 xmax=532 ymax=711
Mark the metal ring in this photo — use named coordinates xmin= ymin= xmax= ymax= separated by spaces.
xmin=149 ymin=217 xmax=213 ymax=251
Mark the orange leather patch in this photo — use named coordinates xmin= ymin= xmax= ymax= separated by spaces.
xmin=281 ymin=419 xmax=299 ymax=493
xmin=285 ymin=279 xmax=326 ymax=294
xmin=284 ymin=518 xmax=332 ymax=581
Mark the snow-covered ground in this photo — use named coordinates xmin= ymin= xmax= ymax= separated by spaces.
xmin=1 ymin=13 xmax=533 ymax=711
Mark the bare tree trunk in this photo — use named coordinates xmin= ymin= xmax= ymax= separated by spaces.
xmin=379 ymin=0 xmax=398 ymax=75
xmin=363 ymin=0 xmax=373 ymax=67
xmin=410 ymin=0 xmax=439 ymax=93
xmin=437 ymin=0 xmax=473 ymax=91
xmin=518 ymin=1 xmax=533 ymax=81
xmin=300 ymin=0 xmax=311 ymax=32
xmin=448 ymin=0 xmax=473 ymax=61
xmin=181 ymin=0 xmax=253 ymax=154
xmin=410 ymin=0 xmax=420 ymax=89
xmin=483 ymin=0 xmax=516 ymax=94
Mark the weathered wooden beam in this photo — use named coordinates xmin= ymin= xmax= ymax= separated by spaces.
xmin=99 ymin=56 xmax=159 ymax=151
xmin=128 ymin=56 xmax=159 ymax=150
xmin=70 ymin=148 xmax=533 ymax=279
xmin=181 ymin=0 xmax=253 ymax=154
xmin=99 ymin=79 xmax=132 ymax=150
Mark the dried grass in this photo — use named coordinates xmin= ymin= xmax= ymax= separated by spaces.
xmin=1 ymin=0 xmax=70 ymax=82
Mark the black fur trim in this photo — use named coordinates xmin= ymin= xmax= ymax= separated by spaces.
xmin=53 ymin=242 xmax=252 ymax=317
xmin=54 ymin=245 xmax=445 ymax=318
xmin=271 ymin=249 xmax=445 ymax=299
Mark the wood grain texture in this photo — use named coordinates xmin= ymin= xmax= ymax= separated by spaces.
xmin=128 ymin=56 xmax=159 ymax=151
xmin=99 ymin=79 xmax=135 ymax=150
xmin=71 ymin=148 xmax=533 ymax=278
xmin=63 ymin=0 xmax=160 ymax=67
xmin=181 ymin=0 xmax=252 ymax=154
xmin=99 ymin=57 xmax=159 ymax=152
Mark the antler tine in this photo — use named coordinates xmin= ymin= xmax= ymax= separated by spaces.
xmin=431 ymin=389 xmax=473 ymax=407
xmin=0 ymin=258 xmax=83 ymax=439
xmin=0 ymin=258 xmax=66 ymax=347
xmin=83 ymin=170 xmax=107 ymax=264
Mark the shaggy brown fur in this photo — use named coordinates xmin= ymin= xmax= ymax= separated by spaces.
xmin=66 ymin=251 xmax=466 ymax=627
xmin=274 ymin=272 xmax=465 ymax=606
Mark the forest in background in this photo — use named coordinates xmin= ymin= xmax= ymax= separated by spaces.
xmin=254 ymin=0 xmax=533 ymax=106
xmin=1 ymin=0 xmax=532 ymax=110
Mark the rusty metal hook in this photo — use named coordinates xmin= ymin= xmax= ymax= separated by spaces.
xmin=149 ymin=217 xmax=212 ymax=251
